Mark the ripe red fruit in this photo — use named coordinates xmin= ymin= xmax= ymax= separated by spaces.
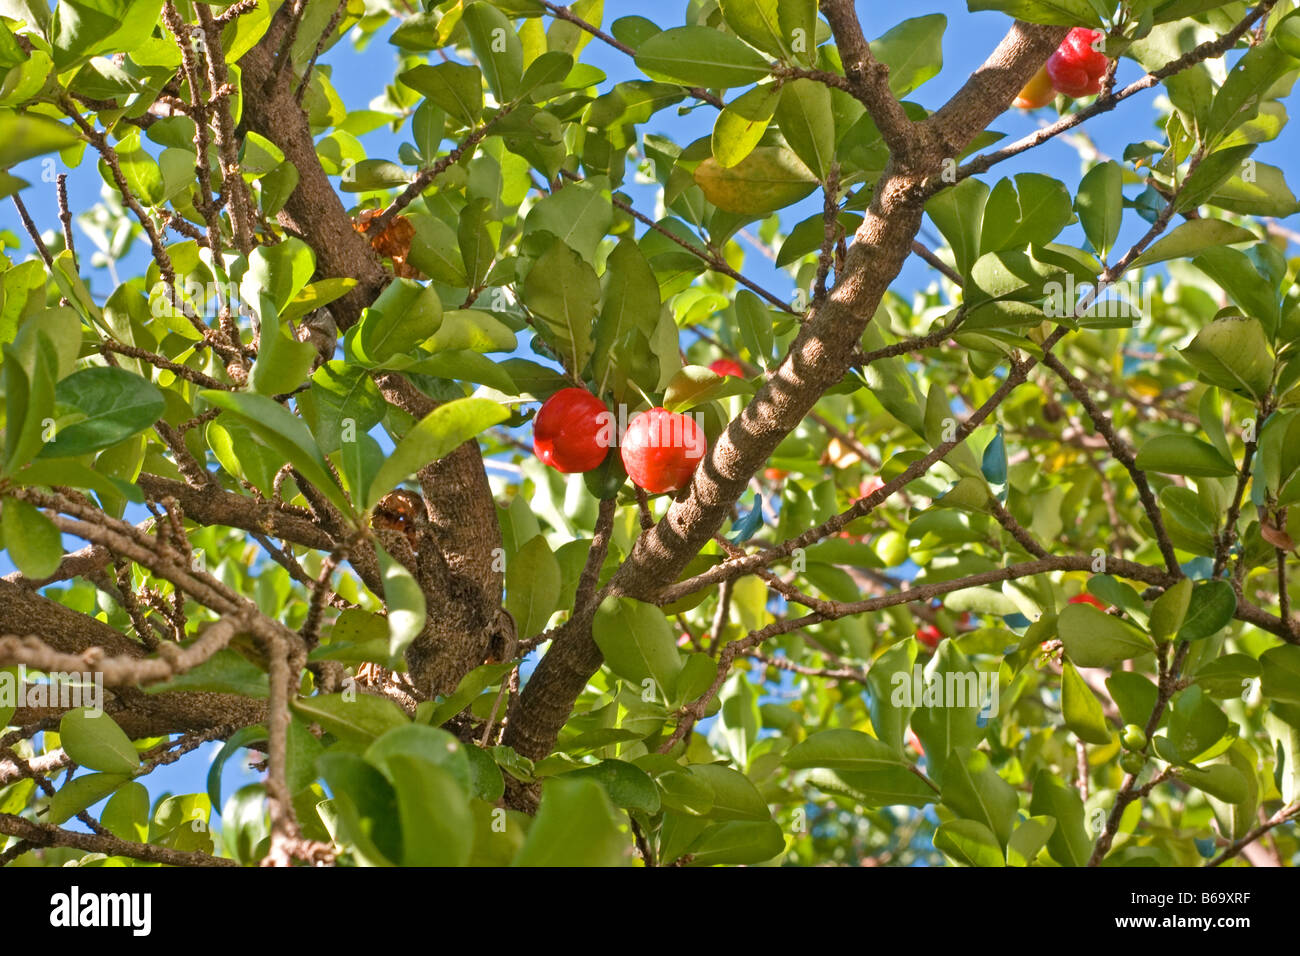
xmin=860 ymin=475 xmax=885 ymax=498
xmin=916 ymin=624 xmax=944 ymax=650
xmin=709 ymin=358 xmax=744 ymax=378
xmin=764 ymin=467 xmax=788 ymax=482
xmin=620 ymin=407 xmax=707 ymax=494
xmin=1069 ymin=593 xmax=1107 ymax=610
xmin=1046 ymin=28 xmax=1108 ymax=98
xmin=533 ymin=387 xmax=611 ymax=474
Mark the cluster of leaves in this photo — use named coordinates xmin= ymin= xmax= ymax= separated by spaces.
xmin=1 ymin=0 xmax=1299 ymax=868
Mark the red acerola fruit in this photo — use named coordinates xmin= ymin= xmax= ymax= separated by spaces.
xmin=1069 ymin=592 xmax=1107 ymax=610
xmin=709 ymin=358 xmax=745 ymax=378
xmin=1046 ymin=28 xmax=1108 ymax=98
xmin=533 ymin=387 xmax=611 ymax=474
xmin=620 ymin=407 xmax=707 ymax=494
xmin=764 ymin=467 xmax=789 ymax=482
xmin=916 ymin=624 xmax=945 ymax=650
xmin=860 ymin=475 xmax=885 ymax=498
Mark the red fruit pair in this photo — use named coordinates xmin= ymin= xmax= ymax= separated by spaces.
xmin=709 ymin=358 xmax=744 ymax=378
xmin=533 ymin=388 xmax=707 ymax=494
xmin=1046 ymin=27 xmax=1108 ymax=98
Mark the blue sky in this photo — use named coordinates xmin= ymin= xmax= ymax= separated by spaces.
xmin=1 ymin=1 xmax=1295 ymax=838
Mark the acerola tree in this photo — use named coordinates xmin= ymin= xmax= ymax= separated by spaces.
xmin=0 ymin=0 xmax=1298 ymax=869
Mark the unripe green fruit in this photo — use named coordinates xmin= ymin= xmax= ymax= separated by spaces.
xmin=874 ymin=530 xmax=908 ymax=566
xmin=1120 ymin=751 xmax=1146 ymax=775
xmin=1122 ymin=724 xmax=1147 ymax=751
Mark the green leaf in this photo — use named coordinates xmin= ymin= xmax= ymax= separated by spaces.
xmin=662 ymin=365 xmax=753 ymax=412
xmin=926 ymin=178 xmax=987 ymax=278
xmin=717 ymin=0 xmax=795 ymax=60
xmin=341 ymin=159 xmax=414 ymax=193
xmin=1177 ymin=580 xmax=1236 ymax=642
xmin=1180 ymin=317 xmax=1268 ymax=400
xmin=909 ymin=640 xmax=988 ymax=785
xmin=1134 ymin=435 xmax=1236 ymax=478
xmin=1007 ymin=815 xmax=1057 ymax=866
xmin=524 ymin=239 xmax=600 ymax=374
xmin=2 ymin=498 xmax=62 ymax=579
xmin=419 ymin=661 xmax=513 ymax=727
xmin=385 ymin=753 xmax=474 ymax=866
xmin=783 ymin=729 xmax=909 ymax=772
xmin=974 ymin=0 xmax=1095 ymax=25
xmin=50 ymin=772 xmax=131 ymax=825
xmin=934 ymin=819 xmax=1005 ymax=866
xmin=713 ymin=84 xmax=780 ymax=169
xmin=1149 ymin=578 xmax=1193 ymax=643
xmin=316 ymin=753 xmax=403 ymax=865
xmin=1260 ymin=645 xmax=1300 ymax=703
xmin=291 ymin=692 xmax=410 ymax=744
xmin=805 ymin=766 xmax=936 ymax=808
xmin=41 ymin=367 xmax=165 ymax=458
xmin=366 ymin=397 xmax=508 ymax=509
xmin=687 ymin=763 xmax=771 ymax=821
xmin=399 ymin=62 xmax=484 ymax=127
xmin=249 ymin=320 xmax=317 ymax=397
xmin=1129 ymin=219 xmax=1258 ymax=268
xmin=49 ymin=0 xmax=164 ymax=70
xmin=1061 ymin=660 xmax=1113 ymax=745
xmin=506 ymin=534 xmax=561 ymax=640
xmin=243 ymin=237 xmax=315 ymax=316
xmin=60 ymin=708 xmax=140 ymax=775
xmin=512 ymin=777 xmax=631 ymax=866
xmin=143 ymin=649 xmax=269 ymax=698
xmin=1058 ymin=603 xmax=1154 ymax=667
xmin=303 ymin=361 xmax=387 ymax=456
xmin=1154 ymin=685 xmax=1227 ymax=764
xmin=1183 ymin=763 xmax=1249 ymax=804
xmin=353 ymin=278 xmax=442 ymax=367
xmin=775 ymin=78 xmax=834 ymax=180
xmin=375 ymin=542 xmax=427 ymax=660
xmin=634 ymin=26 xmax=772 ymax=88
xmin=686 ymin=820 xmax=785 ymax=865
xmin=0 ymin=110 xmax=81 ymax=167
xmin=201 ymin=390 xmax=354 ymax=519
xmin=693 ymin=146 xmax=818 ymax=217
xmin=592 ymin=596 xmax=682 ymax=703
xmin=462 ymin=1 xmax=523 ymax=102
xmin=941 ymin=747 xmax=1018 ymax=849
xmin=567 ymin=759 xmax=661 ymax=813
xmin=869 ymin=14 xmax=946 ymax=97
xmin=979 ymin=173 xmax=1074 ymax=254
xmin=522 ymin=175 xmax=613 ymax=260
xmin=1028 ymin=769 xmax=1091 ymax=866
xmin=593 ymin=237 xmax=661 ymax=397
xmin=1075 ymin=161 xmax=1122 ymax=258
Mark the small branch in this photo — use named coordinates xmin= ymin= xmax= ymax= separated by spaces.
xmin=55 ymin=174 xmax=76 ymax=269
xmin=0 ymin=811 xmax=236 ymax=867
xmin=10 ymin=193 xmax=54 ymax=267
